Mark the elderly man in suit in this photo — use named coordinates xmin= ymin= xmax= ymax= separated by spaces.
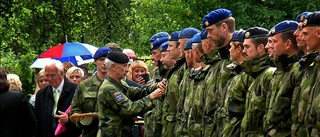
xmin=35 ymin=60 xmax=81 ymax=137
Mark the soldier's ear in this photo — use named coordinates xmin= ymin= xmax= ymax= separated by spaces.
xmin=257 ymin=44 xmax=265 ymax=53
xmin=110 ymin=63 xmax=116 ymax=70
xmin=317 ymin=28 xmax=320 ymax=38
xmin=285 ymin=39 xmax=292 ymax=50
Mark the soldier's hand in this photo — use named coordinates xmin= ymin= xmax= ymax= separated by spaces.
xmin=157 ymin=79 xmax=167 ymax=91
xmin=80 ymin=117 xmax=94 ymax=126
xmin=150 ymin=88 xmax=165 ymax=100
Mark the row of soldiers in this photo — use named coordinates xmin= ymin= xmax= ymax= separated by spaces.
xmin=143 ymin=8 xmax=320 ymax=137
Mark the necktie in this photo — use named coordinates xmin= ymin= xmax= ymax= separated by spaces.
xmin=53 ymin=89 xmax=60 ymax=115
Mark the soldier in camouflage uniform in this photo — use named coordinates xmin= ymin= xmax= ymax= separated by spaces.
xmin=186 ymin=32 xmax=211 ymax=137
xmin=222 ymin=30 xmax=253 ymax=137
xmin=290 ymin=11 xmax=314 ymax=137
xmin=144 ymin=37 xmax=169 ymax=137
xmin=146 ymin=40 xmax=176 ymax=137
xmin=201 ymin=8 xmax=234 ymax=137
xmin=300 ymin=12 xmax=320 ymax=137
xmin=144 ymin=32 xmax=169 ymax=137
xmin=264 ymin=21 xmax=300 ymax=137
xmin=149 ymin=32 xmax=170 ymax=83
xmin=71 ymin=46 xmax=112 ymax=137
xmin=97 ymin=51 xmax=165 ymax=137
xmin=176 ymin=34 xmax=203 ymax=136
xmin=161 ymin=28 xmax=199 ymax=137
xmin=240 ymin=27 xmax=276 ymax=137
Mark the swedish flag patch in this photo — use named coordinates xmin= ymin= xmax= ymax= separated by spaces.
xmin=114 ymin=92 xmax=124 ymax=101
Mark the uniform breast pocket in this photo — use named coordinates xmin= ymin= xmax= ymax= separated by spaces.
xmin=83 ymin=92 xmax=98 ymax=112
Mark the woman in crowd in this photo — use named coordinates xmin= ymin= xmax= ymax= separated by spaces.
xmin=29 ymin=69 xmax=49 ymax=107
xmin=0 ymin=67 xmax=37 ymax=137
xmin=66 ymin=66 xmax=84 ymax=85
xmin=63 ymin=62 xmax=74 ymax=74
xmin=126 ymin=60 xmax=150 ymax=85
xmin=7 ymin=73 xmax=22 ymax=91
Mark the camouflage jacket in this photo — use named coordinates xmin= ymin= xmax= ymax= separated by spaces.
xmin=240 ymin=54 xmax=276 ymax=136
xmin=202 ymin=45 xmax=232 ymax=137
xmin=161 ymin=58 xmax=186 ymax=136
xmin=291 ymin=51 xmax=318 ymax=137
xmin=224 ymin=62 xmax=254 ymax=116
xmin=97 ymin=76 xmax=157 ymax=137
xmin=71 ymin=73 xmax=102 ymax=137
xmin=305 ymin=54 xmax=320 ymax=136
xmin=265 ymin=53 xmax=301 ymax=137
xmin=152 ymin=60 xmax=167 ymax=83
xmin=187 ymin=65 xmax=210 ymax=137
xmin=144 ymin=69 xmax=170 ymax=137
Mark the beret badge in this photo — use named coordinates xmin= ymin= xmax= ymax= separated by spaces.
xmin=303 ymin=19 xmax=308 ymax=26
xmin=168 ymin=35 xmax=171 ymax=40
xmin=269 ymin=28 xmax=275 ymax=35
xmin=150 ymin=44 xmax=154 ymax=49
xmin=245 ymin=32 xmax=250 ymax=38
xmin=205 ymin=21 xmax=209 ymax=27
xmin=300 ymin=15 xmax=305 ymax=22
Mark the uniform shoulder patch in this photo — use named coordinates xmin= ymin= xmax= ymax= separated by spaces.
xmin=114 ymin=92 xmax=124 ymax=101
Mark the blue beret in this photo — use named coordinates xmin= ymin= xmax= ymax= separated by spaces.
xmin=192 ymin=33 xmax=201 ymax=44
xmin=169 ymin=31 xmax=181 ymax=41
xmin=107 ymin=51 xmax=129 ymax=64
xmin=268 ymin=20 xmax=298 ymax=37
xmin=151 ymin=37 xmax=168 ymax=51
xmin=296 ymin=12 xmax=312 ymax=22
xmin=179 ymin=27 xmax=200 ymax=39
xmin=303 ymin=12 xmax=320 ymax=28
xmin=200 ymin=29 xmax=208 ymax=40
xmin=244 ymin=27 xmax=268 ymax=39
xmin=160 ymin=41 xmax=169 ymax=52
xmin=184 ymin=38 xmax=193 ymax=50
xmin=231 ymin=30 xmax=245 ymax=42
xmin=149 ymin=32 xmax=169 ymax=42
xmin=202 ymin=8 xmax=232 ymax=28
xmin=93 ymin=46 xmax=112 ymax=60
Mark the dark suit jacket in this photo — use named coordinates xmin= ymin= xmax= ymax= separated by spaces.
xmin=125 ymin=78 xmax=142 ymax=88
xmin=35 ymin=78 xmax=81 ymax=137
xmin=0 ymin=90 xmax=37 ymax=137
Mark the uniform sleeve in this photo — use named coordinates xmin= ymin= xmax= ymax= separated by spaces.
xmin=127 ymin=83 xmax=158 ymax=100
xmin=104 ymin=88 xmax=155 ymax=117
xmin=228 ymin=73 xmax=252 ymax=115
xmin=71 ymin=83 xmax=85 ymax=115
xmin=176 ymin=72 xmax=188 ymax=118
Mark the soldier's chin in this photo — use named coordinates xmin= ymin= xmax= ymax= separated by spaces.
xmin=152 ymin=61 xmax=158 ymax=66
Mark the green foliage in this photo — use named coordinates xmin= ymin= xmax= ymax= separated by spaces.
xmin=1 ymin=0 xmax=320 ymax=94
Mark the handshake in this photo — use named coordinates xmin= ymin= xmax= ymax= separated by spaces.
xmin=150 ymin=79 xmax=167 ymax=100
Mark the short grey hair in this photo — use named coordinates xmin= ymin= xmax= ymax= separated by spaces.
xmin=45 ymin=59 xmax=64 ymax=73
xmin=105 ymin=58 xmax=115 ymax=70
